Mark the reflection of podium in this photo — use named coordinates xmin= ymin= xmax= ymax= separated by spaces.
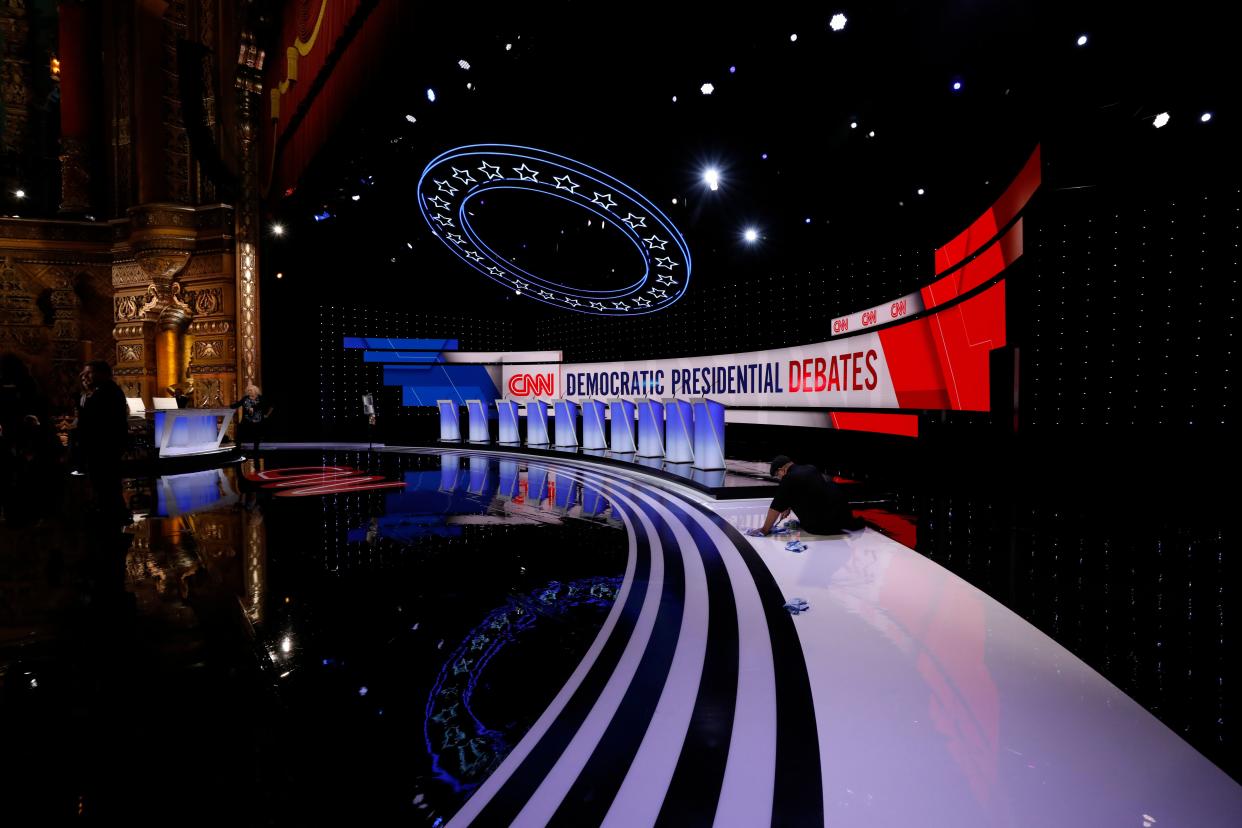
xmin=153 ymin=408 xmax=234 ymax=457
xmin=437 ymin=400 xmax=461 ymax=442
xmin=609 ymin=399 xmax=637 ymax=454
xmin=663 ymin=398 xmax=695 ymax=464
xmin=466 ymin=399 xmax=490 ymax=443
xmin=553 ymin=399 xmax=579 ymax=448
xmin=496 ymin=399 xmax=522 ymax=444
xmin=636 ymin=398 xmax=665 ymax=458
xmin=525 ymin=400 xmax=551 ymax=446
xmin=581 ymin=399 xmax=608 ymax=450
xmin=691 ymin=398 xmax=726 ymax=470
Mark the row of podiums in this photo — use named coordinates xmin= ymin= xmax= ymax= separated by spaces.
xmin=437 ymin=398 xmax=727 ymax=471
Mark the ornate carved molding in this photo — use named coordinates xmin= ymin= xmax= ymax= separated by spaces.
xmin=119 ymin=343 xmax=143 ymax=363
xmin=59 ymin=136 xmax=92 ymax=214
xmin=188 ymin=319 xmax=231 ymax=335
xmin=192 ymin=338 xmax=223 ymax=359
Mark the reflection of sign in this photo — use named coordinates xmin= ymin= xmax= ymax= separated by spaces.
xmin=245 ymin=465 xmax=405 ymax=497
xmin=507 ymin=372 xmax=555 ymax=397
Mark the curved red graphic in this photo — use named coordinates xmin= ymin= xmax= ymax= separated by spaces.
xmin=244 ymin=465 xmax=407 ymax=497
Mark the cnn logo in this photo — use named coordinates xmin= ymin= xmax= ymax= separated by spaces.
xmin=508 ymin=373 xmax=555 ymax=396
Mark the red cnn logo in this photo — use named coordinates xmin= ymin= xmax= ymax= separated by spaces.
xmin=508 ymin=373 xmax=555 ymax=396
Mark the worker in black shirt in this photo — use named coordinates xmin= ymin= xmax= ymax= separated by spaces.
xmin=749 ymin=454 xmax=862 ymax=537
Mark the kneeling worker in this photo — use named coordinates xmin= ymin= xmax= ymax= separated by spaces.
xmin=750 ymin=455 xmax=863 ymax=537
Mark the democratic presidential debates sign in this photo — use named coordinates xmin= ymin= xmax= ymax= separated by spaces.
xmin=502 ymin=281 xmax=1006 ymax=412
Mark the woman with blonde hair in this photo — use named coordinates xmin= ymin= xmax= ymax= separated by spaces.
xmin=230 ymin=383 xmax=271 ymax=454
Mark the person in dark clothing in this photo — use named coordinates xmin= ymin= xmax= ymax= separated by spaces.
xmin=749 ymin=454 xmax=863 ymax=537
xmin=230 ymin=384 xmax=271 ymax=453
xmin=77 ymin=360 xmax=130 ymax=522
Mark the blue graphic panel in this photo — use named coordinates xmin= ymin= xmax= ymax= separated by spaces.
xmin=344 ymin=337 xmax=459 ymax=350
xmin=385 ymin=364 xmax=500 ymax=408
xmin=363 ymin=351 xmax=446 ymax=363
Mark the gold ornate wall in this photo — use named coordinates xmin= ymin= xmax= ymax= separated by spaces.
xmin=0 ymin=203 xmax=244 ymax=412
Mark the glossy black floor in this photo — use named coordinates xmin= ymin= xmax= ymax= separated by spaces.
xmin=1 ymin=443 xmax=1236 ymax=825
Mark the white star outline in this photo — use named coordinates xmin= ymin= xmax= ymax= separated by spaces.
xmin=485 ymin=265 xmax=506 ymax=276
xmin=427 ymin=195 xmax=451 ymax=210
xmin=432 ymin=214 xmax=454 ymax=227
xmin=446 ymin=233 xmax=467 ymax=245
xmin=621 ymin=213 xmax=647 ymax=229
xmin=513 ymin=280 xmax=530 ymax=291
xmin=512 ymin=163 xmax=539 ymax=182
xmin=591 ymin=192 xmax=617 ymax=210
xmin=553 ymin=175 xmax=580 ymax=193
xmin=633 ymin=296 xmax=652 ymax=308
xmin=642 ymin=235 xmax=668 ymax=250
xmin=612 ymin=301 xmax=631 ymax=311
xmin=463 ymin=250 xmax=484 ymax=262
xmin=654 ymin=256 xmax=679 ymax=270
xmin=478 ymin=161 xmax=502 ymax=180
xmin=434 ymin=179 xmax=458 ymax=196
xmin=648 ymin=287 xmax=669 ymax=300
xmin=451 ymin=167 xmax=477 ymax=186
xmin=537 ymin=289 xmax=556 ymax=300
xmin=589 ymin=301 xmax=607 ymax=311
xmin=656 ymin=274 xmax=677 ymax=285
xmin=563 ymin=296 xmax=581 ymax=307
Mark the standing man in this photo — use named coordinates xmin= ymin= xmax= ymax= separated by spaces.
xmin=749 ymin=454 xmax=862 ymax=537
xmin=77 ymin=360 xmax=130 ymax=521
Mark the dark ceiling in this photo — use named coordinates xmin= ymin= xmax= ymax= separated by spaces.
xmin=265 ymin=0 xmax=1235 ymax=316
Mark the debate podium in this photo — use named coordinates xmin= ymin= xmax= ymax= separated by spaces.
xmin=691 ymin=398 xmax=726 ymax=470
xmin=581 ymin=399 xmax=608 ymax=450
xmin=466 ymin=399 xmax=490 ymax=443
xmin=637 ymin=398 xmax=665 ymax=458
xmin=609 ymin=399 xmax=637 ymax=454
xmin=496 ymin=398 xmax=522 ymax=444
xmin=664 ymin=398 xmax=695 ymax=464
xmin=525 ymin=400 xmax=551 ymax=446
xmin=437 ymin=400 xmax=461 ymax=442
xmin=553 ymin=399 xmax=579 ymax=449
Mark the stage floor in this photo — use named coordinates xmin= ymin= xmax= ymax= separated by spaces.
xmin=7 ymin=446 xmax=1235 ymax=825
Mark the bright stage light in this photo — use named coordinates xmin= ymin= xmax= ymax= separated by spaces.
xmin=271 ymin=223 xmax=285 ymax=236
xmin=790 ymin=33 xmax=798 ymax=42
xmin=829 ymin=13 xmax=847 ymax=32
xmin=743 ymin=227 xmax=758 ymax=243
xmin=1153 ymin=112 xmax=1170 ymax=128
xmin=458 ymin=59 xmax=471 ymax=70
xmin=351 ymin=194 xmax=361 ymax=201
xmin=426 ymin=88 xmax=436 ymax=102
xmin=952 ymin=80 xmax=962 ymax=91
xmin=868 ymin=130 xmax=875 ymax=137
xmin=704 ymin=168 xmax=720 ymax=191
xmin=1077 ymin=34 xmax=1088 ymax=46
xmin=917 ymin=188 xmax=925 ymax=195
xmin=850 ymin=121 xmax=857 ymax=128
xmin=1200 ymin=112 xmax=1213 ymax=123
xmin=13 ymin=189 xmax=25 ymax=199
xmin=701 ymin=83 xmax=714 ymax=95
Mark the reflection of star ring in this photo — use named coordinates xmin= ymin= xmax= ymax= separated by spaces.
xmin=418 ymin=144 xmax=692 ymax=316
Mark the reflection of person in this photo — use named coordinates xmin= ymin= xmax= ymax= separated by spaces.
xmin=230 ymin=384 xmax=271 ymax=453
xmin=749 ymin=455 xmax=863 ymax=537
xmin=77 ymin=360 xmax=130 ymax=522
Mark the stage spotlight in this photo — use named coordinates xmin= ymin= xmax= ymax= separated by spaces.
xmin=405 ymin=113 xmax=417 ymax=123
xmin=276 ymin=272 xmax=284 ymax=280
xmin=829 ymin=13 xmax=847 ymax=31
xmin=729 ymin=66 xmax=736 ymax=74
xmin=351 ymin=194 xmax=361 ymax=201
xmin=1153 ymin=112 xmax=1170 ymax=128
xmin=701 ymin=82 xmax=714 ymax=95
xmin=868 ymin=130 xmax=875 ymax=137
xmin=1201 ymin=112 xmax=1213 ymax=122
xmin=672 ymin=198 xmax=678 ymax=204
xmin=790 ymin=33 xmax=798 ymax=42
xmin=505 ymin=43 xmax=512 ymax=51
xmin=426 ymin=88 xmax=436 ymax=102
xmin=952 ymin=80 xmax=962 ymax=91
xmin=917 ymin=188 xmax=925 ymax=195
xmin=850 ymin=121 xmax=857 ymax=128
xmin=458 ymin=59 xmax=471 ymax=70
xmin=271 ymin=223 xmax=285 ymax=236
xmin=1077 ymin=34 xmax=1088 ymax=46
xmin=743 ymin=227 xmax=759 ymax=243
xmin=13 ymin=189 xmax=25 ymax=199
xmin=406 ymin=241 xmax=413 ymax=249
xmin=804 ymin=217 xmax=812 ymax=224
xmin=704 ymin=168 xmax=720 ymax=191
xmin=672 ymin=95 xmax=678 ymax=102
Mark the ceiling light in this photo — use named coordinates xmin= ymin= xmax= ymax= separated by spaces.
xmin=458 ymin=59 xmax=471 ymax=70
xmin=426 ymin=88 xmax=436 ymax=102
xmin=743 ymin=227 xmax=758 ymax=243
xmin=1076 ymin=34 xmax=1088 ymax=46
xmin=1200 ymin=112 xmax=1212 ymax=123
xmin=790 ymin=33 xmax=798 ymax=42
xmin=1153 ymin=112 xmax=1170 ymax=128
xmin=700 ymin=83 xmax=714 ymax=95
xmin=13 ymin=189 xmax=25 ymax=199
xmin=829 ymin=13 xmax=847 ymax=31
xmin=704 ymin=168 xmax=720 ymax=191
xmin=271 ymin=223 xmax=285 ymax=236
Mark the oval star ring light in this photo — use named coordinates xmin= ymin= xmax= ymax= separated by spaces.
xmin=417 ymin=144 xmax=691 ymax=315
